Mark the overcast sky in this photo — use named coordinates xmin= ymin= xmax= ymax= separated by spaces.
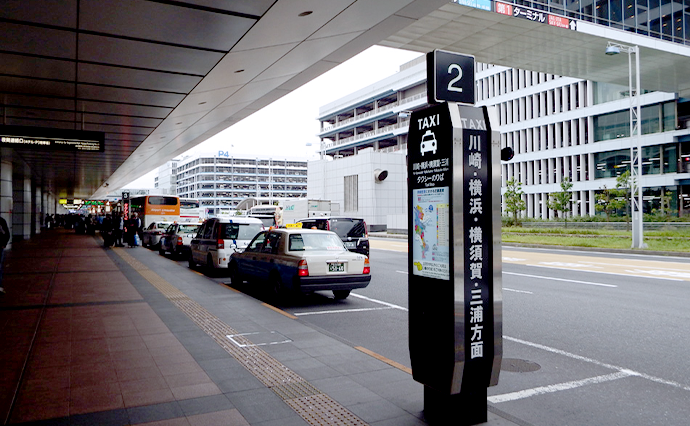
xmin=125 ymin=45 xmax=423 ymax=189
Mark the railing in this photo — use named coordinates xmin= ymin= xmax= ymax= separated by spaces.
xmin=320 ymin=93 xmax=425 ymax=133
xmin=322 ymin=120 xmax=410 ymax=152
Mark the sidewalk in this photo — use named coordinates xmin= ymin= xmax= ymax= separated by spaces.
xmin=0 ymin=229 xmax=524 ymax=426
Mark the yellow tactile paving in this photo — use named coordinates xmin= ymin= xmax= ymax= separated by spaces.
xmin=113 ymin=248 xmax=369 ymax=426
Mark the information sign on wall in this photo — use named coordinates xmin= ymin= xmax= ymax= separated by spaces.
xmin=0 ymin=125 xmax=105 ymax=152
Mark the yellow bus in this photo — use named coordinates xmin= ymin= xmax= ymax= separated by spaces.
xmin=129 ymin=195 xmax=180 ymax=228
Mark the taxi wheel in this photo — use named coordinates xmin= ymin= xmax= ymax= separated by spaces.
xmin=188 ymin=254 xmax=196 ymax=269
xmin=333 ymin=290 xmax=351 ymax=300
xmin=158 ymin=246 xmax=166 ymax=255
xmin=207 ymin=254 xmax=215 ymax=269
xmin=229 ymin=263 xmax=240 ymax=285
xmin=267 ymin=273 xmax=283 ymax=300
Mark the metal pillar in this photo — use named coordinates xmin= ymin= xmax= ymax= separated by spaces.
xmin=606 ymin=42 xmax=644 ymax=248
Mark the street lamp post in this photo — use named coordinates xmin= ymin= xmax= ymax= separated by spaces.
xmin=606 ymin=42 xmax=644 ymax=248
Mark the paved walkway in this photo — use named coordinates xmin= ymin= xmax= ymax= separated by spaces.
xmin=0 ymin=229 xmax=523 ymax=426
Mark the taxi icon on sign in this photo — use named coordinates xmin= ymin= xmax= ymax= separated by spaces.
xmin=420 ymin=130 xmax=437 ymax=156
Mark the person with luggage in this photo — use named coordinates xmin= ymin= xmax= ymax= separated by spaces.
xmin=127 ymin=213 xmax=142 ymax=247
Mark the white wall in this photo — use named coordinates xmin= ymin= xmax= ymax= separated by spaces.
xmin=308 ymin=150 xmax=407 ymax=231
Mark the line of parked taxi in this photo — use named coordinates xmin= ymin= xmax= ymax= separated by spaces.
xmin=151 ymin=216 xmax=371 ymax=300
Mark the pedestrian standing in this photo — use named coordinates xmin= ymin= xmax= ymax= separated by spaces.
xmin=115 ymin=212 xmax=125 ymax=247
xmin=102 ymin=213 xmax=114 ymax=247
xmin=0 ymin=216 xmax=10 ymax=294
xmin=127 ymin=213 xmax=141 ymax=247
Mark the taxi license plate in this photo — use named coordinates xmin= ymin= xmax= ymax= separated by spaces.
xmin=344 ymin=241 xmax=356 ymax=248
xmin=329 ymin=263 xmax=344 ymax=272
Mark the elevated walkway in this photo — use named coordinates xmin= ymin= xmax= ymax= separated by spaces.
xmin=0 ymin=229 xmax=520 ymax=426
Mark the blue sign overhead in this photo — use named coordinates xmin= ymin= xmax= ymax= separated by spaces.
xmin=453 ymin=0 xmax=491 ymax=11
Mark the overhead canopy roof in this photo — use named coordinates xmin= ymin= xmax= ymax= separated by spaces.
xmin=380 ymin=2 xmax=690 ymax=96
xmin=0 ymin=0 xmax=448 ymax=200
xmin=2 ymin=0 xmax=690 ymax=201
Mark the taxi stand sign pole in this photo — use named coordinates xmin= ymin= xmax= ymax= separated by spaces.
xmin=408 ymin=50 xmax=502 ymax=425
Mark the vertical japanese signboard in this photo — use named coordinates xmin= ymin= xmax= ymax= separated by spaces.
xmin=457 ymin=105 xmax=496 ymax=391
xmin=408 ymin=97 xmax=502 ymax=424
xmin=122 ymin=191 xmax=130 ymax=221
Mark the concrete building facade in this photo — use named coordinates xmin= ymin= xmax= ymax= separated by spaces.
xmin=311 ymin=55 xmax=690 ymax=231
xmin=157 ymin=153 xmax=308 ymax=214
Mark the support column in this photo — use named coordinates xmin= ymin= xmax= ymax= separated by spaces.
xmin=32 ymin=180 xmax=40 ymax=235
xmin=1 ymin=149 xmax=12 ymax=247
xmin=12 ymin=170 xmax=31 ymax=241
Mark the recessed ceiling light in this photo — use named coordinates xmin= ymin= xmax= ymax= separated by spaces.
xmin=299 ymin=11 xmax=313 ymax=17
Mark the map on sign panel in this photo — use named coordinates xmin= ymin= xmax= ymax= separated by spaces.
xmin=412 ymin=187 xmax=450 ymax=280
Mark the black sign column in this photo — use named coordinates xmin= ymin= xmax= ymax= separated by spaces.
xmin=408 ymin=50 xmax=502 ymax=425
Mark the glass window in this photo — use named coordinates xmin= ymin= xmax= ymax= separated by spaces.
xmin=662 ymin=101 xmax=676 ymax=131
xmin=262 ymin=232 xmax=281 ymax=254
xmin=202 ymin=222 xmax=214 ymax=239
xmin=594 ymin=149 xmax=630 ymax=178
xmin=662 ymin=143 xmax=678 ymax=173
xmin=641 ymin=104 xmax=660 ymax=135
xmin=245 ymin=232 xmax=266 ymax=252
xmin=594 ymin=110 xmax=630 ymax=141
xmin=221 ymin=223 xmax=264 ymax=240
xmin=642 ymin=145 xmax=661 ymax=174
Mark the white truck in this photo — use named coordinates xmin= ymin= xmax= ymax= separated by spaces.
xmin=281 ymin=199 xmax=332 ymax=225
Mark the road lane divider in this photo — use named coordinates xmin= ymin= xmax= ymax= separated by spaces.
xmin=505 ymin=272 xmax=617 ymax=288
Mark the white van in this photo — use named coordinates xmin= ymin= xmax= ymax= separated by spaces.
xmin=188 ymin=216 xmax=264 ymax=270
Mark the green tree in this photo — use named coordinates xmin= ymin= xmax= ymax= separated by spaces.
xmin=548 ymin=177 xmax=573 ymax=227
xmin=504 ymin=178 xmax=526 ymax=227
xmin=595 ymin=185 xmax=626 ymax=221
xmin=616 ymin=170 xmax=634 ymax=230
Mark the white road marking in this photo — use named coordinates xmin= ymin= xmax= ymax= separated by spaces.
xmin=294 ymin=306 xmax=394 ymax=316
xmin=527 ymin=264 xmax=682 ymax=281
xmin=489 ymin=371 xmax=634 ymax=403
xmin=349 ymin=293 xmax=409 ymax=311
xmin=504 ymin=288 xmax=533 ymax=294
xmin=505 ymin=271 xmax=618 ymax=288
xmin=293 ymin=293 xmax=408 ymax=316
xmin=504 ymin=336 xmax=690 ymax=392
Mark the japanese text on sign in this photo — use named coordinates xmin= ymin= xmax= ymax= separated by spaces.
xmin=466 ymin=133 xmax=486 ymax=360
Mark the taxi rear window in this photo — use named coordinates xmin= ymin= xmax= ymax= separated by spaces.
xmin=220 ymin=223 xmax=263 ymax=240
xmin=330 ymin=219 xmax=366 ymax=238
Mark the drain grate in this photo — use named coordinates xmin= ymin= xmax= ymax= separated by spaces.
xmin=501 ymin=358 xmax=541 ymax=373
xmin=115 ymin=248 xmax=369 ymax=426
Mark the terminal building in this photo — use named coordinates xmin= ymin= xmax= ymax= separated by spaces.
xmin=155 ymin=153 xmax=308 ymax=214
xmin=311 ymin=54 xmax=690 ymax=232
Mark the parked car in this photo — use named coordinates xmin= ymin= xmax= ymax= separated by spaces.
xmin=159 ymin=222 xmax=202 ymax=258
xmin=229 ymin=228 xmax=371 ymax=300
xmin=141 ymin=221 xmax=175 ymax=248
xmin=189 ymin=217 xmax=264 ymax=270
xmin=296 ymin=217 xmax=369 ymax=257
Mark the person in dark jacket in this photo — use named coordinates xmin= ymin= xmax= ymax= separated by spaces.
xmin=102 ymin=214 xmax=114 ymax=247
xmin=127 ymin=213 xmax=141 ymax=247
xmin=0 ymin=216 xmax=10 ymax=294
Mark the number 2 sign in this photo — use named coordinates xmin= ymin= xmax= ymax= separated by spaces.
xmin=426 ymin=50 xmax=475 ymax=105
